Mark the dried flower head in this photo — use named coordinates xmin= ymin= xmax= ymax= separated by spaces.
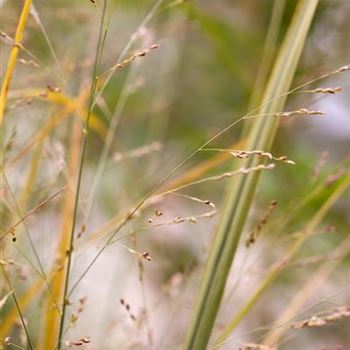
xmin=18 ymin=57 xmax=40 ymax=68
xmin=275 ymin=108 xmax=324 ymax=118
xmin=314 ymin=87 xmax=342 ymax=94
xmin=291 ymin=307 xmax=350 ymax=329
xmin=246 ymin=200 xmax=277 ymax=247
xmin=103 ymin=43 xmax=160 ymax=75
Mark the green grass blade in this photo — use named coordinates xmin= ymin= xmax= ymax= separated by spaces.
xmin=183 ymin=1 xmax=320 ymax=349
xmin=242 ymin=0 xmax=286 ymax=138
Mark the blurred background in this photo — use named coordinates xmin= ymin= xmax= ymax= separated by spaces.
xmin=1 ymin=0 xmax=350 ymax=349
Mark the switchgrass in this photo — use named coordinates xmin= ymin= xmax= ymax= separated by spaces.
xmin=1 ymin=1 xmax=350 ymax=350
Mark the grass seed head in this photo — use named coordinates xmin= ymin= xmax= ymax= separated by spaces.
xmin=314 ymin=87 xmax=342 ymax=94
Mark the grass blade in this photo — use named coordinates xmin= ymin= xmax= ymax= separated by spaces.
xmin=242 ymin=0 xmax=286 ymax=138
xmin=0 ymin=0 xmax=32 ymax=124
xmin=184 ymin=1 xmax=320 ymax=348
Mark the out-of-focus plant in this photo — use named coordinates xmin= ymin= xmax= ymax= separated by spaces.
xmin=1 ymin=1 xmax=349 ymax=350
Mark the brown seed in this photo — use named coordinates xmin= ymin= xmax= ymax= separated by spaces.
xmin=47 ymin=83 xmax=61 ymax=93
xmin=81 ymin=337 xmax=90 ymax=344
xmin=142 ymin=252 xmax=151 ymax=261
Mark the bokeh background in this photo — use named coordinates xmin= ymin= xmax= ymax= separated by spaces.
xmin=1 ymin=0 xmax=350 ymax=349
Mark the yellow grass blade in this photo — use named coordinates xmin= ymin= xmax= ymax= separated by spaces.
xmin=0 ymin=0 xmax=32 ymax=124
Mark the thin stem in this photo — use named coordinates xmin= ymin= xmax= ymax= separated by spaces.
xmin=1 ymin=172 xmax=62 ymax=313
xmin=91 ymin=0 xmax=165 ymax=109
xmin=1 ymin=185 xmax=67 ymax=241
xmin=30 ymin=4 xmax=65 ymax=82
xmin=82 ymin=0 xmax=167 ymax=220
xmin=55 ymin=1 xmax=109 ymax=348
xmin=84 ymin=63 xmax=139 ymax=220
xmin=2 ymin=267 xmax=35 ymax=350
